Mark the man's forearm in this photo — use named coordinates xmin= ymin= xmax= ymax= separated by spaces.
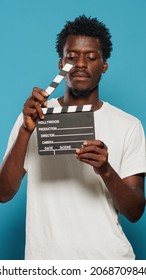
xmin=0 ymin=125 xmax=32 ymax=202
xmin=99 ymin=163 xmax=145 ymax=222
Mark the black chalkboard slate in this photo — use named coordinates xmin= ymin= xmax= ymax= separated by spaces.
xmin=36 ymin=105 xmax=95 ymax=155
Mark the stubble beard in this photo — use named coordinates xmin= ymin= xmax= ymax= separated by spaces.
xmin=68 ymin=75 xmax=101 ymax=99
xmin=69 ymin=86 xmax=96 ymax=98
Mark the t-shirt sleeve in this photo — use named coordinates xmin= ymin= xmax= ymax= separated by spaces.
xmin=4 ymin=114 xmax=23 ymax=156
xmin=120 ymin=120 xmax=146 ymax=179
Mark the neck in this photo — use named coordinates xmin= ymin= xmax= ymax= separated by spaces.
xmin=58 ymin=88 xmax=103 ymax=111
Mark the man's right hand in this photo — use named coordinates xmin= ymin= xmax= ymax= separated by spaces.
xmin=0 ymin=88 xmax=48 ymax=202
xmin=22 ymin=87 xmax=48 ymax=133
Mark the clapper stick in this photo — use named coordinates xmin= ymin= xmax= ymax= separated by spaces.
xmin=45 ymin=62 xmax=73 ymax=97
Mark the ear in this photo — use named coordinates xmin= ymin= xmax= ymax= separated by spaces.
xmin=58 ymin=59 xmax=63 ymax=70
xmin=102 ymin=61 xmax=108 ymax=73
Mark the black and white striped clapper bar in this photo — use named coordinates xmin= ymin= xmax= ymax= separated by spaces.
xmin=36 ymin=105 xmax=95 ymax=155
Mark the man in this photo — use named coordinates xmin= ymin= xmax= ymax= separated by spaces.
xmin=0 ymin=15 xmax=146 ymax=259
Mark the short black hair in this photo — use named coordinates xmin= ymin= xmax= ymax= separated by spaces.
xmin=56 ymin=15 xmax=113 ymax=60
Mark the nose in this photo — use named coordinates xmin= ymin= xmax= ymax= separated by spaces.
xmin=75 ymin=54 xmax=87 ymax=68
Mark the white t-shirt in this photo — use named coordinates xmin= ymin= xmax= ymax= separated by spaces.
xmin=6 ymin=100 xmax=146 ymax=259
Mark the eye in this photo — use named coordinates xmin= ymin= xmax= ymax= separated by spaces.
xmin=67 ymin=56 xmax=77 ymax=60
xmin=87 ymin=57 xmax=97 ymax=61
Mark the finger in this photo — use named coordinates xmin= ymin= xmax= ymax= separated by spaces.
xmin=32 ymin=92 xmax=48 ymax=107
xmin=76 ymin=150 xmax=106 ymax=161
xmin=80 ymin=158 xmax=101 ymax=166
xmin=33 ymin=87 xmax=48 ymax=97
xmin=99 ymin=141 xmax=104 ymax=149
xmin=83 ymin=140 xmax=107 ymax=150
xmin=76 ymin=152 xmax=100 ymax=161
xmin=23 ymin=101 xmax=44 ymax=120
xmin=76 ymin=153 xmax=108 ymax=172
xmin=32 ymin=88 xmax=48 ymax=106
xmin=34 ymin=101 xmax=44 ymax=119
xmin=23 ymin=107 xmax=36 ymax=117
xmin=77 ymin=157 xmax=105 ymax=171
xmin=76 ymin=144 xmax=103 ymax=155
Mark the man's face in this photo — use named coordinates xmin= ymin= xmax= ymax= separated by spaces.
xmin=61 ymin=35 xmax=107 ymax=97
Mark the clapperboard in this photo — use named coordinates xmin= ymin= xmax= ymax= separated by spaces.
xmin=36 ymin=62 xmax=95 ymax=155
xmin=36 ymin=105 xmax=95 ymax=155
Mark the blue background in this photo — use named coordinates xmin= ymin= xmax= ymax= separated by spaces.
xmin=0 ymin=0 xmax=146 ymax=260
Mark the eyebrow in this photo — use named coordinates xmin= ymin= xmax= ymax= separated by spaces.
xmin=66 ymin=50 xmax=99 ymax=54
